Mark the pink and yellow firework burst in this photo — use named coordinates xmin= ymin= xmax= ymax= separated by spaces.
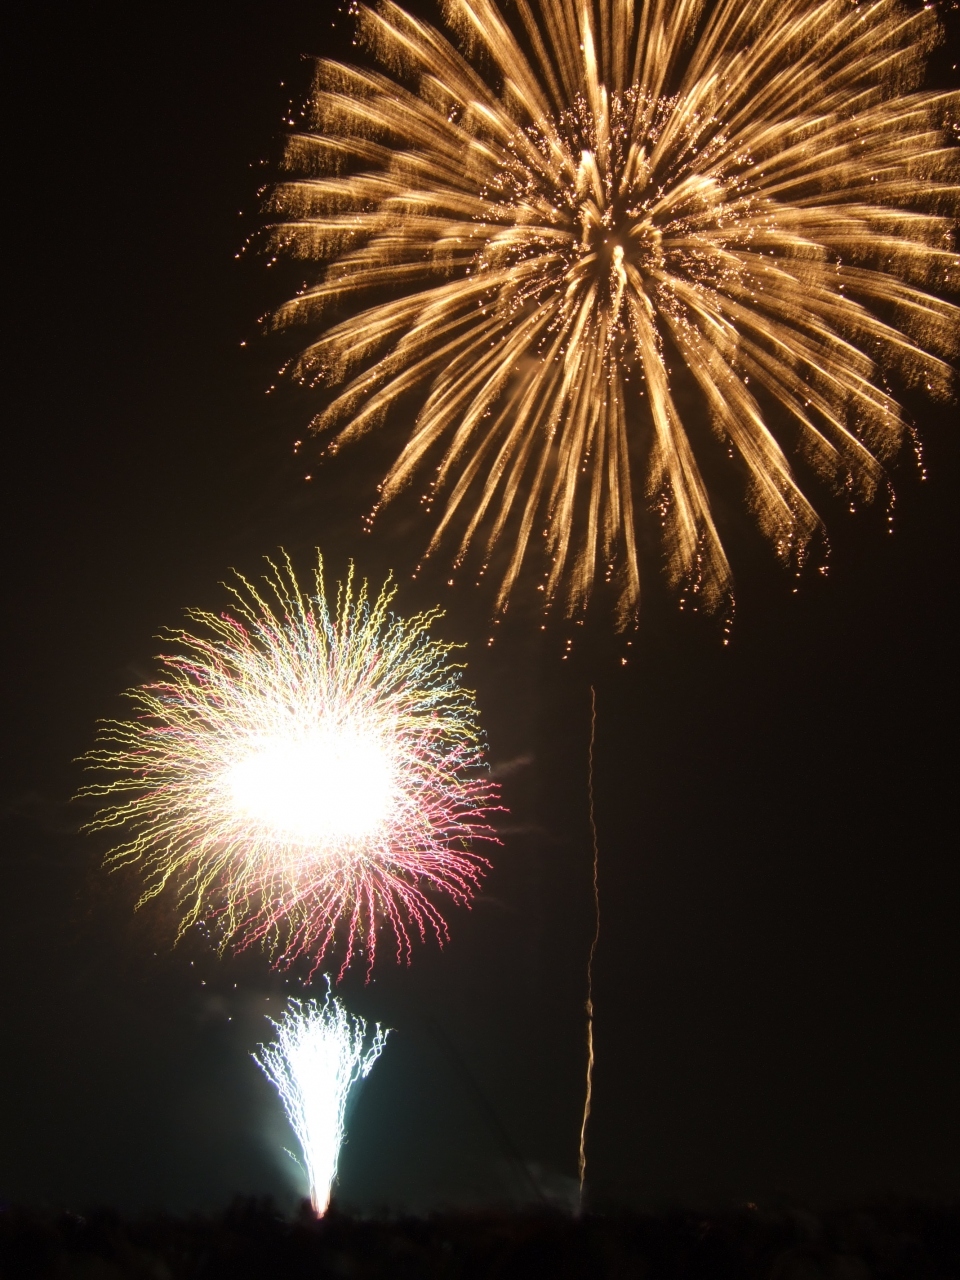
xmin=80 ymin=553 xmax=501 ymax=976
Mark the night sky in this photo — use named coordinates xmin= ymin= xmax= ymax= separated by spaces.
xmin=3 ymin=0 xmax=957 ymax=1216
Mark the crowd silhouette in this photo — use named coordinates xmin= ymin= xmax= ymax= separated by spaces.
xmin=2 ymin=1197 xmax=957 ymax=1277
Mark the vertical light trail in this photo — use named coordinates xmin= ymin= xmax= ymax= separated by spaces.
xmin=578 ymin=684 xmax=601 ymax=1207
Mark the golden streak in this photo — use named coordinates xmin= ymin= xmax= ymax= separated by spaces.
xmin=578 ymin=683 xmax=600 ymax=1206
xmin=270 ymin=0 xmax=959 ymax=623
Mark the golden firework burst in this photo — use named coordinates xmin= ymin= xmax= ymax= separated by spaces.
xmin=268 ymin=0 xmax=959 ymax=622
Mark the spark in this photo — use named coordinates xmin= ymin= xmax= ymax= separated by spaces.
xmin=254 ymin=990 xmax=388 ymax=1215
xmin=80 ymin=552 xmax=500 ymax=977
xmin=267 ymin=0 xmax=958 ymax=624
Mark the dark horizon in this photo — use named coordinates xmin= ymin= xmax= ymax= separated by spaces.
xmin=2 ymin=0 xmax=957 ymax=1218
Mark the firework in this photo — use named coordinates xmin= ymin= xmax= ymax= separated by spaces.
xmin=267 ymin=0 xmax=958 ymax=622
xmin=254 ymin=991 xmax=388 ymax=1214
xmin=80 ymin=553 xmax=500 ymax=976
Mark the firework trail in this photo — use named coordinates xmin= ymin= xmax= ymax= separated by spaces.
xmin=254 ymin=990 xmax=388 ymax=1214
xmin=577 ymin=684 xmax=600 ymax=1206
xmin=80 ymin=553 xmax=500 ymax=976
xmin=267 ymin=0 xmax=958 ymax=623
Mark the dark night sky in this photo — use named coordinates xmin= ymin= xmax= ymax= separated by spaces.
xmin=2 ymin=0 xmax=957 ymax=1216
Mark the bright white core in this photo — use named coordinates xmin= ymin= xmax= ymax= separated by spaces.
xmin=225 ymin=724 xmax=395 ymax=842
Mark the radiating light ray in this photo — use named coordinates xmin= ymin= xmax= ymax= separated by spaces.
xmin=267 ymin=0 xmax=958 ymax=624
xmin=254 ymin=991 xmax=388 ymax=1215
xmin=80 ymin=553 xmax=500 ymax=976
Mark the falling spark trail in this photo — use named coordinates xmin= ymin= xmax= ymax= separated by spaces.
xmin=254 ymin=990 xmax=388 ymax=1215
xmin=80 ymin=552 xmax=501 ymax=977
xmin=578 ymin=684 xmax=600 ymax=1207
